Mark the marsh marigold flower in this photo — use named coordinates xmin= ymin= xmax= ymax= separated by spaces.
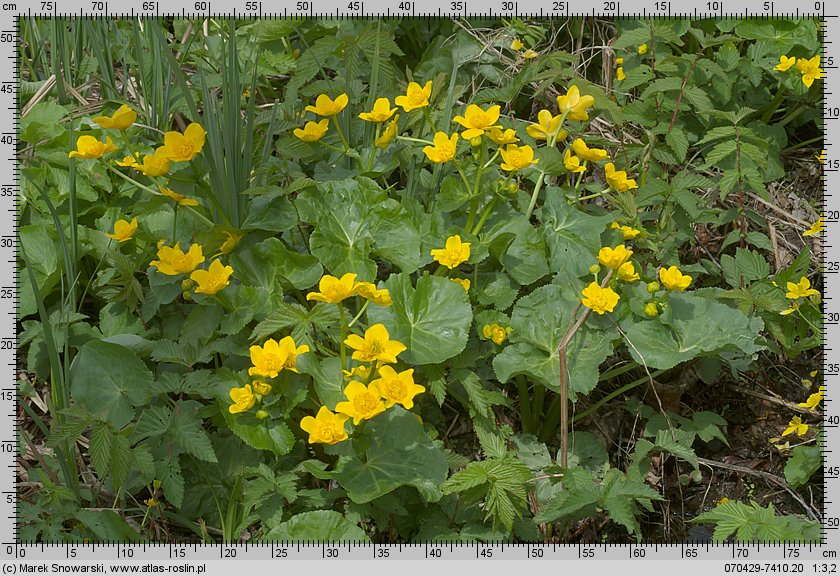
xmin=572 ymin=138 xmax=609 ymax=162
xmin=229 ymin=384 xmax=256 ymax=414
xmin=344 ymin=323 xmax=406 ymax=364
xmin=782 ymin=416 xmax=809 ymax=437
xmin=106 ymin=217 xmax=138 ymax=243
xmin=510 ymin=38 xmax=524 ymax=50
xmin=500 ymin=144 xmax=538 ymax=172
xmin=431 ymin=235 xmax=471 ymax=269
xmin=293 ymin=119 xmax=329 ymax=142
xmin=786 ymin=276 xmax=819 ymax=300
xmin=526 ymin=109 xmax=566 ymax=142
xmin=486 ymin=127 xmax=519 ymax=146
xmin=150 ymin=242 xmax=205 ymax=276
xmin=248 ymin=338 xmax=288 ymax=379
xmin=598 ymin=244 xmax=633 ymax=271
xmin=376 ymin=115 xmax=399 ymax=149
xmin=305 ymin=93 xmax=349 ymax=117
xmin=252 ymin=380 xmax=272 ymax=396
xmin=774 ymin=55 xmax=796 ymax=72
xmin=115 ymin=154 xmax=140 ymax=167
xmin=798 ymin=386 xmax=824 ymax=410
xmin=563 ymin=149 xmax=586 ymax=173
xmin=581 ymin=282 xmax=620 ymax=315
xmin=556 ymin=85 xmax=595 ymax=121
xmin=483 ymin=323 xmax=512 ymax=345
xmin=450 ymin=278 xmax=470 ymax=292
xmin=342 ymin=364 xmax=374 ymax=381
xmin=306 ymin=272 xmax=361 ymax=304
xmin=394 ymin=80 xmax=432 ymax=113
xmin=136 ymin=151 xmax=171 ymax=177
xmin=158 ymin=123 xmax=206 ymax=162
xmin=276 ymin=335 xmax=309 ymax=373
xmin=358 ymin=97 xmax=397 ymax=122
xmin=423 ymin=132 xmax=459 ymax=163
xmin=300 ymin=406 xmax=349 ymax=445
xmin=335 ymin=381 xmax=386 ymax=425
xmin=355 ymin=282 xmax=393 ymax=307
xmin=796 ymin=55 xmax=824 ymax=88
xmin=611 ymin=222 xmax=641 ymax=239
xmin=803 ymin=217 xmax=823 ymax=237
xmin=617 ymin=261 xmax=640 ymax=282
xmin=93 ymin=104 xmax=137 ymax=130
xmin=158 ymin=185 xmax=199 ymax=207
xmin=659 ymin=265 xmax=692 ymax=292
xmin=453 ymin=104 xmax=502 ymax=139
xmin=370 ymin=366 xmax=425 ymax=409
xmin=604 ymin=162 xmax=638 ymax=192
xmin=522 ymin=49 xmax=538 ymax=59
xmin=190 ymin=259 xmax=234 ymax=295
xmin=68 ymin=135 xmax=118 ymax=159
xmin=644 ymin=302 xmax=659 ymax=317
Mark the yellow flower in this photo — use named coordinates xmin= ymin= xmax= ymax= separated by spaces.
xmin=219 ymin=230 xmax=243 ymax=255
xmin=453 ymin=104 xmax=502 ymax=139
xmin=431 ymin=235 xmax=471 ymax=269
xmin=617 ymin=261 xmax=640 ymax=282
xmin=781 ymin=416 xmax=808 ymax=437
xmin=798 ymin=386 xmax=824 ymax=410
xmin=796 ymin=55 xmax=823 ymax=88
xmin=774 ymin=55 xmax=796 ymax=72
xmin=611 ymin=222 xmax=641 ymax=240
xmin=150 ymin=242 xmax=205 ymax=276
xmin=450 ymin=278 xmax=470 ymax=292
xmin=522 ymin=49 xmax=539 ymax=59
xmin=355 ymin=282 xmax=393 ymax=307
xmin=105 ymin=217 xmax=138 ymax=243
xmin=68 ymin=135 xmax=118 ymax=159
xmin=563 ymin=149 xmax=586 ymax=173
xmin=358 ymin=97 xmax=397 ymax=122
xmin=335 ymin=381 xmax=387 ymax=425
xmin=293 ymin=119 xmax=329 ymax=142
xmin=816 ymin=150 xmax=826 ymax=164
xmin=572 ymin=138 xmax=609 ymax=162
xmin=306 ymin=273 xmax=361 ymax=304
xmin=644 ymin=302 xmax=659 ymax=317
xmin=248 ymin=338 xmax=288 ymax=379
xmin=157 ymin=123 xmax=206 ymax=162
xmin=500 ymin=144 xmax=538 ymax=172
xmin=486 ymin=127 xmax=520 ymax=146
xmin=342 ymin=364 xmax=374 ymax=381
xmin=510 ymin=38 xmax=524 ymax=51
xmin=115 ymin=154 xmax=140 ymax=167
xmin=482 ymin=323 xmax=512 ymax=345
xmin=136 ymin=151 xmax=171 ymax=176
xmin=615 ymin=57 xmax=624 ymax=65
xmin=229 ymin=384 xmax=256 ymax=414
xmin=598 ymin=244 xmax=633 ymax=271
xmin=144 ymin=498 xmax=158 ymax=508
xmin=556 ymin=85 xmax=595 ymax=121
xmin=638 ymin=43 xmax=648 ymax=55
xmin=370 ymin=366 xmax=425 ymax=409
xmin=276 ymin=335 xmax=309 ymax=373
xmin=659 ymin=265 xmax=692 ymax=292
xmin=780 ymin=302 xmax=799 ymax=316
xmin=305 ymin=93 xmax=349 ymax=117
xmin=190 ymin=259 xmax=234 ymax=295
xmin=785 ymin=276 xmax=819 ymax=300
xmin=344 ymin=323 xmax=407 ymax=364
xmin=802 ymin=217 xmax=823 ymax=237
xmin=376 ymin=115 xmax=399 ymax=149
xmin=300 ymin=406 xmax=349 ymax=445
xmin=423 ymin=132 xmax=459 ymax=163
xmin=616 ymin=67 xmax=626 ymax=81
xmin=93 ymin=104 xmax=137 ymax=130
xmin=581 ymin=282 xmax=620 ymax=315
xmin=604 ymin=162 xmax=638 ymax=192
xmin=394 ymin=80 xmax=432 ymax=113
xmin=158 ymin=185 xmax=200 ymax=207
xmin=252 ymin=380 xmax=272 ymax=396
xmin=526 ymin=110 xmax=566 ymax=142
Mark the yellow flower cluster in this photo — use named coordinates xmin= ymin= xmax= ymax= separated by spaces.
xmin=150 ymin=241 xmax=234 ymax=296
xmin=305 ymin=272 xmax=393 ymax=307
xmin=482 ymin=323 xmax=512 ymax=345
xmin=774 ymin=54 xmax=824 ymax=88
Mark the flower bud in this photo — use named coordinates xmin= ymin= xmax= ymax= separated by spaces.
xmin=507 ymin=181 xmax=519 ymax=193
xmin=256 ymin=410 xmax=269 ymax=420
xmin=589 ymin=264 xmax=601 ymax=275
xmin=182 ymin=291 xmax=193 ymax=301
xmin=470 ymin=136 xmax=482 ymax=148
xmin=181 ymin=278 xmax=194 ymax=291
xmin=644 ymin=302 xmax=659 ymax=317
xmin=647 ymin=281 xmax=661 ymax=293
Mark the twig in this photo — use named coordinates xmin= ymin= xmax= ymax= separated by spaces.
xmin=728 ymin=383 xmax=821 ymax=417
xmin=768 ymin=221 xmax=783 ymax=272
xmin=667 ymin=53 xmax=702 ymax=134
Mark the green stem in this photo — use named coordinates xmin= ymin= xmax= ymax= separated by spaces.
xmin=332 ymin=115 xmax=364 ymax=171
xmin=471 ymin=195 xmax=498 ymax=236
xmin=348 ymin=300 xmax=370 ymax=328
xmin=783 ymin=136 xmax=823 ymax=153
xmin=516 ymin=376 xmax=532 ymax=434
xmin=172 ymin=205 xmax=178 ymax=244
xmin=761 ymin=85 xmax=787 ymax=124
xmin=531 ymin=383 xmax=546 ymax=425
xmin=423 ymin=108 xmax=437 ymax=134
xmin=483 ymin=148 xmax=501 ymax=169
xmin=397 ymin=135 xmax=434 ymax=145
xmin=456 ymin=165 xmax=472 ymax=192
xmin=574 ymin=162 xmax=588 ymax=195
xmin=366 ymin=125 xmax=381 ymax=172
xmin=524 ymin=171 xmax=546 ymax=220
xmin=466 ymin=141 xmax=487 ymax=231
xmin=579 ymin=188 xmax=612 ymax=201
xmin=572 ymin=370 xmax=667 ymax=423
xmin=339 ymin=304 xmax=348 ymax=372
xmin=539 ymin=394 xmax=562 ymax=443
xmin=779 ymin=104 xmax=806 ymax=127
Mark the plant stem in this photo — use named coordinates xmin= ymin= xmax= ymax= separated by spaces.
xmin=172 ymin=205 xmax=178 ymax=243
xmin=338 ymin=304 xmax=348 ymax=372
xmin=423 ymin=108 xmax=437 ymax=134
xmin=761 ymin=85 xmax=787 ymax=124
xmin=516 ymin=375 xmax=532 ymax=434
xmin=397 ymin=135 xmax=434 ymax=145
xmin=347 ymin=300 xmax=370 ymax=328
xmin=465 ymin=140 xmax=487 ymax=231
xmin=531 ymin=383 xmax=545 ymax=426
xmin=366 ymin=125 xmax=381 ymax=172
xmin=572 ymin=370 xmax=667 ymax=423
xmin=578 ymin=188 xmax=612 ymax=201
xmin=524 ymin=170 xmax=547 ymax=221
xmin=471 ymin=195 xmax=499 ymax=236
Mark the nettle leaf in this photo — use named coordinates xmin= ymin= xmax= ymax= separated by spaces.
xmin=262 ymin=510 xmax=369 ymax=542
xmin=784 ymin=445 xmax=821 ymax=489
xmin=624 ymin=293 xmax=764 ymax=370
xmin=493 ymin=285 xmax=615 ymax=399
xmin=367 ymin=273 xmax=472 ymax=365
xmin=692 ymin=500 xmax=819 ymax=543
xmin=332 ymin=406 xmax=448 ymax=503
xmin=70 ymin=341 xmax=152 ymax=429
xmin=539 ymin=192 xmax=614 ymax=279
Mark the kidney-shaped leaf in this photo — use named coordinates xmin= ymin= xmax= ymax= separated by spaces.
xmin=263 ymin=510 xmax=370 ymax=542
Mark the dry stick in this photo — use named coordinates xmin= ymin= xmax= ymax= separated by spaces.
xmin=667 ymin=53 xmax=702 ymax=134
xmin=728 ymin=383 xmax=821 ymax=417
xmin=557 ymin=270 xmax=613 ymax=468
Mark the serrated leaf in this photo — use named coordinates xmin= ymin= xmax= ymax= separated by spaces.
xmin=89 ymin=424 xmax=114 ymax=479
xmin=665 ymin=128 xmax=689 ymax=162
xmin=170 ymin=401 xmax=217 ymax=463
xmin=784 ymin=445 xmax=821 ymax=489
xmin=157 ymin=457 xmax=185 ymax=509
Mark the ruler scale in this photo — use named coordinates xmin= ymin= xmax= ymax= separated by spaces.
xmin=2 ymin=0 xmax=837 ymax=572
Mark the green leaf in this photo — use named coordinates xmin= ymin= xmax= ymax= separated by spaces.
xmin=73 ymin=509 xmax=144 ymax=541
xmin=262 ymin=510 xmax=370 ymax=542
xmin=231 ymin=238 xmax=322 ymax=293
xmin=171 ymin=400 xmax=217 ymax=463
xmin=482 ymin=204 xmax=550 ymax=285
xmin=222 ymin=410 xmax=295 ymax=456
xmin=653 ymin=429 xmax=699 ymax=469
xmin=692 ymin=499 xmax=819 ymax=543
xmin=367 ymin=273 xmax=472 ymax=365
xmin=89 ymin=423 xmax=114 ymax=479
xmin=784 ymin=445 xmax=821 ymax=489
xmin=70 ymin=341 xmax=151 ymax=429
xmin=20 ymin=102 xmax=68 ymax=143
xmin=157 ymin=457 xmax=185 ymax=508
xmin=332 ymin=406 xmax=449 ymax=503
xmin=540 ymin=192 xmax=614 ymax=279
xmin=298 ymin=355 xmax=344 ymax=409
xmin=250 ymin=301 xmax=339 ymax=342
xmin=243 ymin=194 xmax=298 ymax=232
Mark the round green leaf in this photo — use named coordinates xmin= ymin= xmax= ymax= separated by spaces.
xmin=263 ymin=510 xmax=370 ymax=542
xmin=367 ymin=273 xmax=472 ymax=365
xmin=70 ymin=341 xmax=152 ymax=428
